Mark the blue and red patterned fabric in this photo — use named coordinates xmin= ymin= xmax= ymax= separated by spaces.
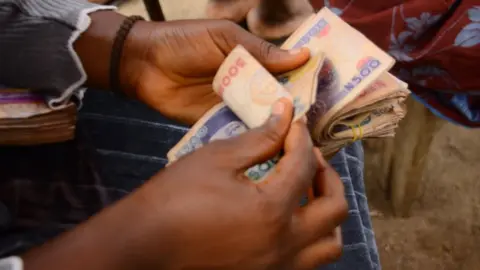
xmin=311 ymin=0 xmax=480 ymax=127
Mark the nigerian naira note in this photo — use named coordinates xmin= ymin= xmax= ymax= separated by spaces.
xmin=277 ymin=52 xmax=325 ymax=108
xmin=167 ymin=103 xmax=279 ymax=183
xmin=280 ymin=7 xmax=395 ymax=138
xmin=166 ymin=103 xmax=310 ymax=204
xmin=212 ymin=45 xmax=297 ymax=129
xmin=168 ymin=32 xmax=325 ymax=184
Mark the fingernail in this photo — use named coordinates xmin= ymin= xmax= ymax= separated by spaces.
xmin=301 ymin=115 xmax=308 ymax=123
xmin=293 ymin=116 xmax=307 ymax=124
xmin=271 ymin=99 xmax=286 ymax=116
xmin=289 ymin=48 xmax=302 ymax=55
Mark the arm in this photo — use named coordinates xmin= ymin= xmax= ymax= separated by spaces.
xmin=0 ymin=0 xmax=117 ymax=107
xmin=21 ymin=189 xmax=170 ymax=270
xmin=0 ymin=0 xmax=309 ymax=124
xmin=20 ymin=100 xmax=346 ymax=270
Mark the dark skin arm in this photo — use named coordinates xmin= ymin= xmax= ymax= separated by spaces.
xmin=23 ymin=10 xmax=347 ymax=270
xmin=74 ymin=10 xmax=310 ymax=124
xmin=22 ymin=189 xmax=161 ymax=270
xmin=74 ymin=11 xmax=129 ymax=92
xmin=22 ymin=99 xmax=347 ymax=270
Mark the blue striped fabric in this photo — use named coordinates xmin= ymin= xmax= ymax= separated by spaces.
xmin=0 ymin=1 xmax=380 ymax=266
xmin=0 ymin=90 xmax=380 ymax=269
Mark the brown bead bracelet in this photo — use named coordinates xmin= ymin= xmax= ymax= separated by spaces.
xmin=109 ymin=15 xmax=145 ymax=94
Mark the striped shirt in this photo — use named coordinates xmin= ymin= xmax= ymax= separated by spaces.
xmin=0 ymin=0 xmax=115 ymax=107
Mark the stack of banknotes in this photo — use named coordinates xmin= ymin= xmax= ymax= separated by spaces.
xmin=0 ymin=88 xmax=76 ymax=145
xmin=168 ymin=7 xmax=410 ymax=183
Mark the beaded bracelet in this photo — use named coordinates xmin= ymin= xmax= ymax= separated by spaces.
xmin=109 ymin=15 xmax=145 ymax=94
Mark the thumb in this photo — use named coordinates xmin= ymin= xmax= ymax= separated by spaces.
xmin=239 ymin=34 xmax=310 ymax=73
xmin=224 ymin=98 xmax=294 ymax=172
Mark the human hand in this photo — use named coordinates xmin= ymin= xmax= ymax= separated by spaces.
xmin=76 ymin=11 xmax=309 ymax=124
xmin=22 ymin=100 xmax=347 ymax=270
xmin=77 ymin=11 xmax=308 ymax=124
xmin=133 ymin=99 xmax=347 ymax=270
xmin=120 ymin=19 xmax=310 ymax=124
xmin=137 ymin=100 xmax=347 ymax=270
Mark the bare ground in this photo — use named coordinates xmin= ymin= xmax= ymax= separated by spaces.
xmin=119 ymin=1 xmax=480 ymax=269
xmin=365 ymin=122 xmax=480 ymax=270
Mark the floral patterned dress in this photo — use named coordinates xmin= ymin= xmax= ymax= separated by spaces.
xmin=311 ymin=0 xmax=480 ymax=126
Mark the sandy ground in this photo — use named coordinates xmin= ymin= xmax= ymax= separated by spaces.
xmin=119 ymin=1 xmax=480 ymax=269
xmin=365 ymin=124 xmax=480 ymax=270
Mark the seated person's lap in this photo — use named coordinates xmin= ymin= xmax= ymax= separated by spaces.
xmin=0 ymin=90 xmax=379 ymax=270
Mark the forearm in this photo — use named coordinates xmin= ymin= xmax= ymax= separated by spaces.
xmin=22 ymin=202 xmax=133 ymax=270
xmin=0 ymin=0 xmax=164 ymax=104
xmin=0 ymin=0 xmax=115 ymax=106
xmin=74 ymin=11 xmax=152 ymax=97
xmin=21 ymin=189 xmax=168 ymax=270
xmin=73 ymin=11 xmax=125 ymax=91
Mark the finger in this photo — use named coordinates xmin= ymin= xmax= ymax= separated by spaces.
xmin=247 ymin=42 xmax=310 ymax=74
xmin=292 ymin=227 xmax=343 ymax=270
xmin=211 ymin=98 xmax=294 ymax=172
xmin=234 ymin=29 xmax=310 ymax=73
xmin=262 ymin=118 xmax=317 ymax=204
xmin=209 ymin=20 xmax=310 ymax=73
xmin=292 ymin=159 xmax=348 ymax=248
xmin=312 ymin=148 xmax=331 ymax=197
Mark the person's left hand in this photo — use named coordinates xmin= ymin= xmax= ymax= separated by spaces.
xmin=120 ymin=19 xmax=310 ymax=124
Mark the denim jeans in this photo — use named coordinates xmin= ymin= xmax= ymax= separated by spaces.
xmin=0 ymin=90 xmax=380 ymax=269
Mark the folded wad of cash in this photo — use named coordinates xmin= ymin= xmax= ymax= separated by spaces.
xmin=167 ymin=7 xmax=410 ymax=184
xmin=0 ymin=88 xmax=76 ymax=145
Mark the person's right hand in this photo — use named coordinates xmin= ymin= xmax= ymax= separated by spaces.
xmin=22 ymin=100 xmax=347 ymax=270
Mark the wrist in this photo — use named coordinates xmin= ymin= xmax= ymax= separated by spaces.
xmin=118 ymin=20 xmax=155 ymax=98
xmin=75 ymin=10 xmax=126 ymax=90
xmin=75 ymin=11 xmax=153 ymax=97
